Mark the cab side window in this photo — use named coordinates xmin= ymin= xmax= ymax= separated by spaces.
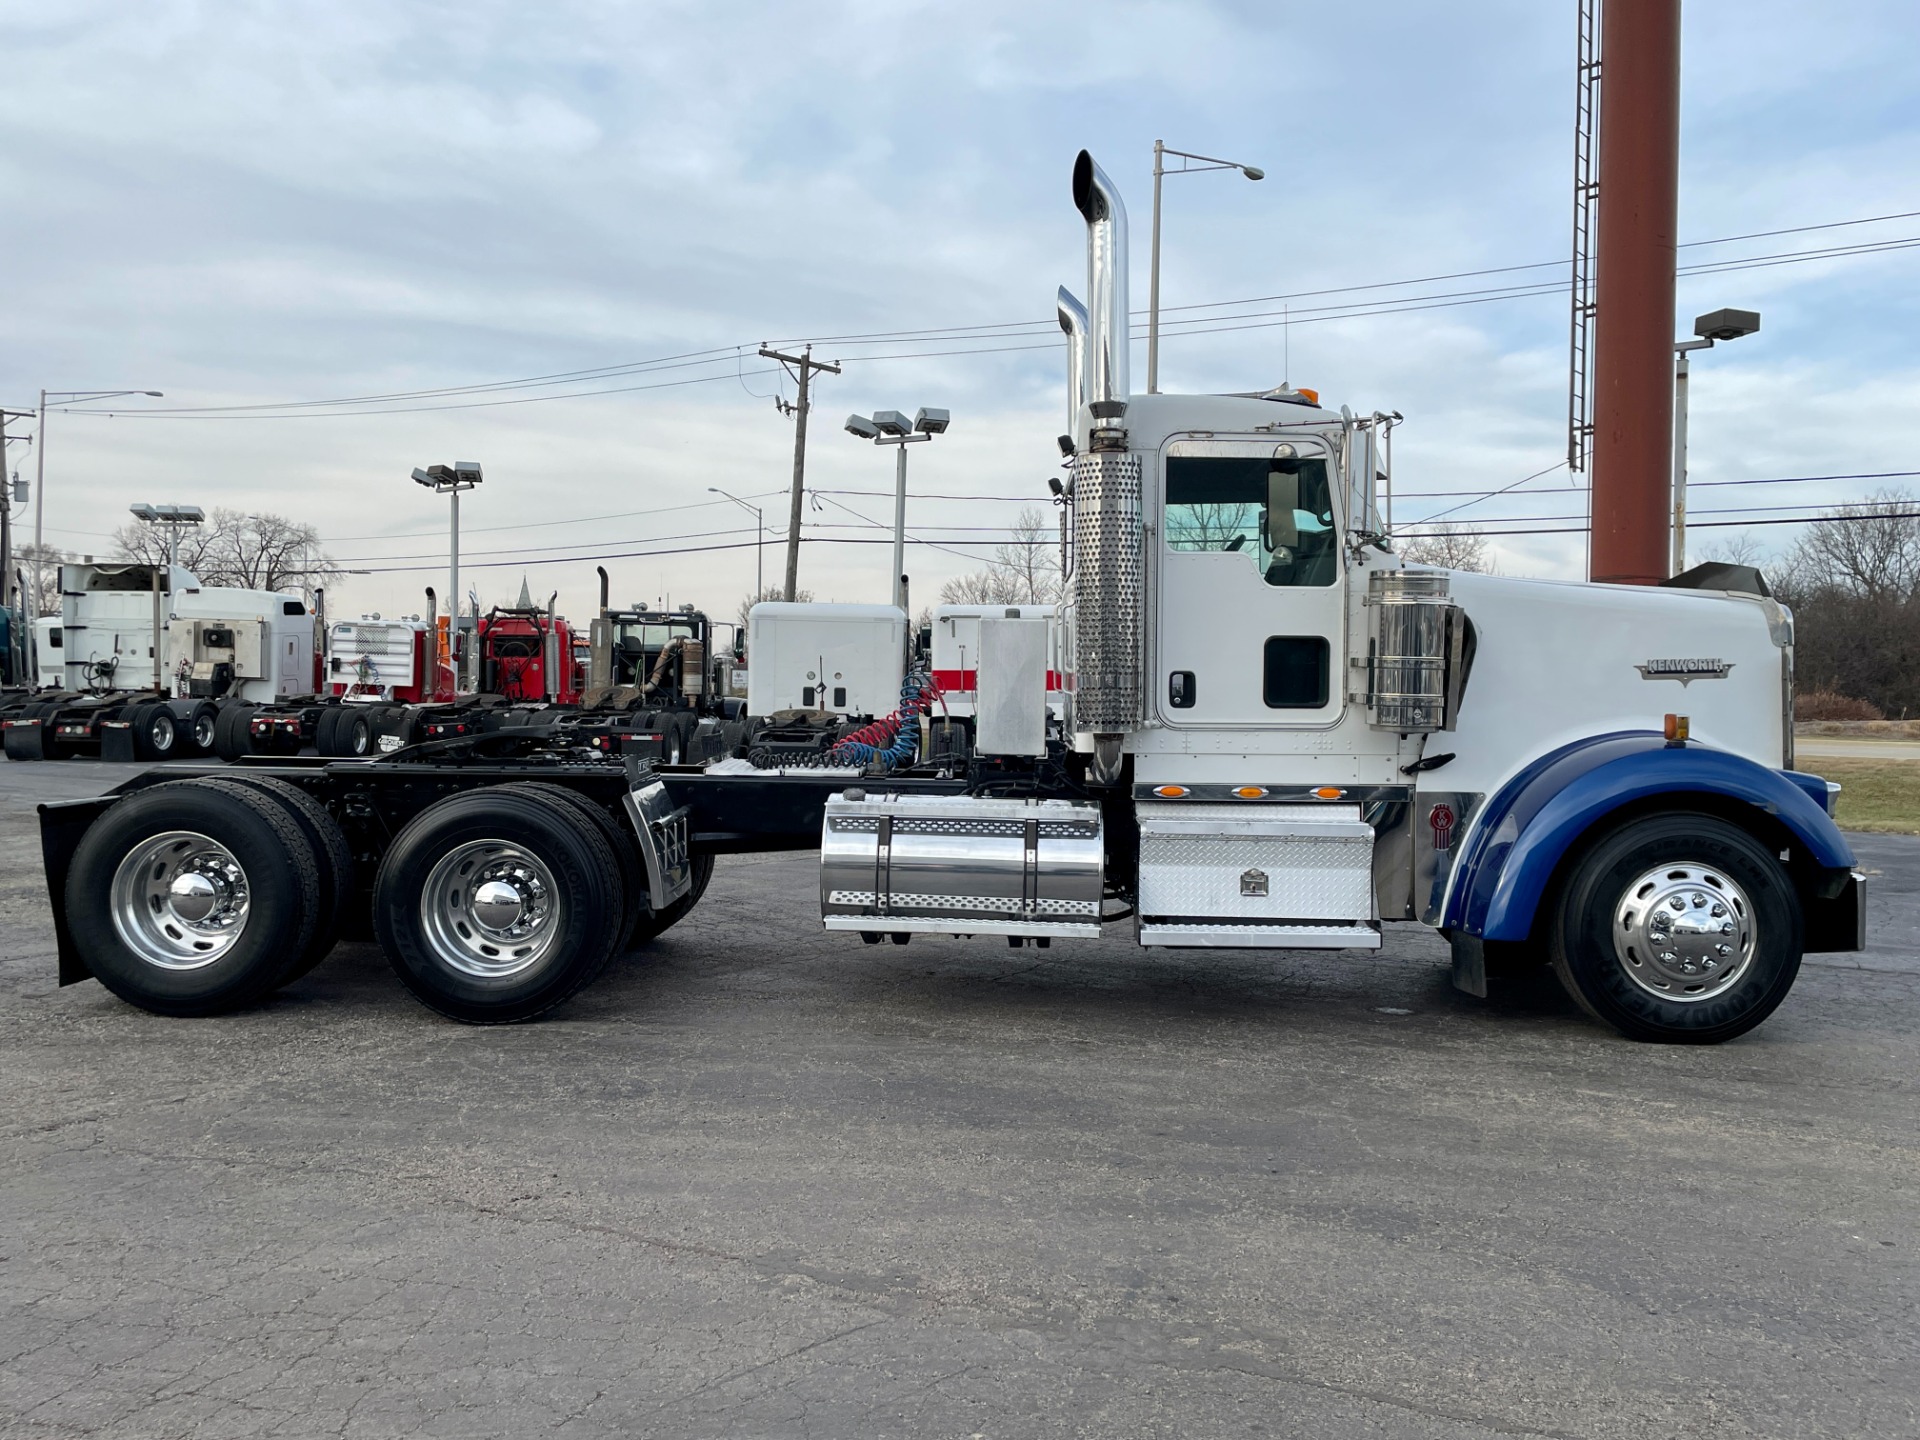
xmin=1165 ymin=456 xmax=1338 ymax=588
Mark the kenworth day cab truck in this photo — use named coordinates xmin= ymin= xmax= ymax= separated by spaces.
xmin=35 ymin=151 xmax=1862 ymax=1042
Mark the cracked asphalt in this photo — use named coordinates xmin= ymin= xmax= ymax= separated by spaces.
xmin=3 ymin=762 xmax=1917 ymax=1438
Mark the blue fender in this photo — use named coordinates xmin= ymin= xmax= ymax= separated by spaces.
xmin=1443 ymin=732 xmax=1855 ymax=943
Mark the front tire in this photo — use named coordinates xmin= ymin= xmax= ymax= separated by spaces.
xmin=373 ymin=785 xmax=624 ymax=1023
xmin=1548 ymin=812 xmax=1803 ymax=1044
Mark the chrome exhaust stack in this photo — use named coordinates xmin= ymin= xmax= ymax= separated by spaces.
xmin=1066 ymin=151 xmax=1141 ymax=781
xmin=1071 ymin=150 xmax=1129 ymax=408
xmin=1056 ymin=286 xmax=1089 ymax=446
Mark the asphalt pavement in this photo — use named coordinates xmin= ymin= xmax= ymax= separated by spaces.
xmin=3 ymin=762 xmax=1917 ymax=1438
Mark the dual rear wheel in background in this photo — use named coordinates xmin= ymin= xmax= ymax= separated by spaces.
xmin=315 ymin=704 xmax=377 ymax=757
xmin=63 ymin=778 xmax=697 ymax=1024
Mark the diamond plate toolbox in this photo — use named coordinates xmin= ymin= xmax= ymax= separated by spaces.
xmin=821 ymin=793 xmax=1104 ymax=937
xmin=1136 ymin=802 xmax=1374 ymax=922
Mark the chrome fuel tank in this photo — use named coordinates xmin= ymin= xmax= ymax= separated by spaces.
xmin=820 ymin=792 xmax=1104 ymax=939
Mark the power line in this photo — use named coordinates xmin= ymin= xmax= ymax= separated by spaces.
xmin=1398 ymin=508 xmax=1920 ymax=542
xmin=56 ymin=367 xmax=782 ymax=420
xmin=54 ymin=207 xmax=1920 ymax=422
xmin=1391 ymin=468 xmax=1920 ymax=500
xmin=350 ymin=532 xmax=1012 ymax=575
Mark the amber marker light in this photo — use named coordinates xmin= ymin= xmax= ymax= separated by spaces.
xmin=1313 ymin=786 xmax=1345 ymax=800
xmin=1233 ymin=786 xmax=1267 ymax=799
xmin=1153 ymin=785 xmax=1189 ymax=798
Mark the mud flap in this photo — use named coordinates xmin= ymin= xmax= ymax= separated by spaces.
xmin=1449 ymin=930 xmax=1488 ymax=998
xmin=40 ymin=798 xmax=118 ymax=985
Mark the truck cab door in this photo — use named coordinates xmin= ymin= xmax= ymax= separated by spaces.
xmin=1154 ymin=438 xmax=1345 ymax=730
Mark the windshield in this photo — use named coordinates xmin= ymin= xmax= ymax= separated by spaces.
xmin=1164 ymin=455 xmax=1338 ymax=587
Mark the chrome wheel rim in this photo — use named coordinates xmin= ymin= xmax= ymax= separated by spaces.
xmin=1614 ymin=861 xmax=1756 ymax=1002
xmin=150 ymin=711 xmax=176 ymax=753
xmin=192 ymin=712 xmax=216 ymax=748
xmin=419 ymin=840 xmax=563 ymax=979
xmin=109 ymin=830 xmax=251 ymax=970
xmin=348 ymin=715 xmax=370 ymax=755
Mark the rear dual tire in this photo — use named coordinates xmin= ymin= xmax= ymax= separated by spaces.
xmin=316 ymin=705 xmax=374 ymax=757
xmin=373 ymin=785 xmax=625 ymax=1024
xmin=628 ymin=852 xmax=713 ymax=948
xmin=65 ymin=779 xmax=332 ymax=1016
xmin=213 ymin=701 xmax=257 ymax=762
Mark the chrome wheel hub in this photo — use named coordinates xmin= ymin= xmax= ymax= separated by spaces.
xmin=1614 ymin=862 xmax=1755 ymax=1002
xmin=109 ymin=830 xmax=251 ymax=970
xmin=420 ymin=841 xmax=562 ymax=979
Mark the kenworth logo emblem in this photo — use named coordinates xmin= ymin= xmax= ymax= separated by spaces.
xmin=1636 ymin=658 xmax=1733 ymax=686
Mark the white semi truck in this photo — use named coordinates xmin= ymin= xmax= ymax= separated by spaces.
xmin=2 ymin=563 xmax=314 ymax=761
xmin=37 ymin=151 xmax=1861 ymax=1042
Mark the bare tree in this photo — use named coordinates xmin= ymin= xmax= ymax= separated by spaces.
xmin=737 ymin=584 xmax=813 ymax=629
xmin=1696 ymin=529 xmax=1767 ymax=569
xmin=939 ymin=568 xmax=1029 ymax=606
xmin=13 ymin=542 xmax=69 ymax=616
xmin=1780 ymin=489 xmax=1920 ymax=602
xmin=1166 ymin=501 xmax=1258 ymax=551
xmin=1773 ymin=490 xmax=1920 ymax=718
xmin=940 ymin=506 xmax=1065 ymax=606
xmin=1395 ymin=522 xmax=1491 ymax=572
xmin=112 ymin=508 xmax=339 ymax=599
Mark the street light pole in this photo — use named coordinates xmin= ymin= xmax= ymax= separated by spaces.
xmin=32 ymin=390 xmax=43 ymax=617
xmin=1148 ymin=142 xmax=1165 ymax=396
xmin=1671 ymin=343 xmax=1705 ymax=575
xmin=30 ymin=388 xmax=164 ymax=618
xmin=412 ymin=462 xmax=484 ymax=688
xmin=1146 ymin=142 xmax=1263 ymax=395
xmin=1669 ymin=308 xmax=1760 ymax=576
xmin=885 ymin=437 xmax=926 ymax=610
xmin=845 ymin=409 xmax=949 ymax=609
xmin=707 ymin=488 xmax=766 ymax=597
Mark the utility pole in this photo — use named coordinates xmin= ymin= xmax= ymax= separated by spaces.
xmin=0 ymin=409 xmax=31 ymax=616
xmin=32 ymin=390 xmax=45 ymax=618
xmin=759 ymin=345 xmax=840 ymax=601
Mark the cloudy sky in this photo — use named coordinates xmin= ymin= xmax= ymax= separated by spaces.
xmin=5 ymin=0 xmax=1918 ymax=625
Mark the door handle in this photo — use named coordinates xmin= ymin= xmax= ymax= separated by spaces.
xmin=1169 ymin=671 xmax=1196 ymax=708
